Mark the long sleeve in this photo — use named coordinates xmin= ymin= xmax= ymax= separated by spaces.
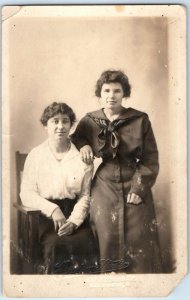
xmin=67 ymin=164 xmax=93 ymax=227
xmin=129 ymin=116 xmax=159 ymax=199
xmin=70 ymin=116 xmax=91 ymax=150
xmin=20 ymin=150 xmax=58 ymax=217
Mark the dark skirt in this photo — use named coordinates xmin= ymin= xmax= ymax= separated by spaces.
xmin=39 ymin=199 xmax=98 ymax=274
xmin=90 ymin=159 xmax=163 ymax=273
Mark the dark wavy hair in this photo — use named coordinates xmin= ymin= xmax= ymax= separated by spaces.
xmin=40 ymin=102 xmax=76 ymax=126
xmin=95 ymin=69 xmax=131 ymax=98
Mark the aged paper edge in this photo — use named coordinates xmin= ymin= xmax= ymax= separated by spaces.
xmin=2 ymin=4 xmax=187 ymax=298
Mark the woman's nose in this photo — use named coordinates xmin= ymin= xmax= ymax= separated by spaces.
xmin=109 ymin=91 xmax=114 ymax=98
xmin=58 ymin=121 xmax=64 ymax=128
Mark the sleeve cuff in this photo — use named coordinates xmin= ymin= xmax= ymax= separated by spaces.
xmin=129 ymin=185 xmax=147 ymax=200
xmin=44 ymin=202 xmax=59 ymax=218
xmin=67 ymin=216 xmax=80 ymax=227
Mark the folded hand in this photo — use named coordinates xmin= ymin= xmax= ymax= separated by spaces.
xmin=52 ymin=207 xmax=66 ymax=232
xmin=80 ymin=145 xmax=94 ymax=164
xmin=58 ymin=221 xmax=76 ymax=236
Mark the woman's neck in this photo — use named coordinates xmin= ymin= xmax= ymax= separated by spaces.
xmin=48 ymin=138 xmax=70 ymax=154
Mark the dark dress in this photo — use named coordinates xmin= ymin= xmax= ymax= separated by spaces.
xmin=71 ymin=107 xmax=163 ymax=273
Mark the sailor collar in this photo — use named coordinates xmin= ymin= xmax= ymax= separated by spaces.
xmin=87 ymin=107 xmax=146 ymax=121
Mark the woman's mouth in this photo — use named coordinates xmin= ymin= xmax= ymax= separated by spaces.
xmin=108 ymin=101 xmax=116 ymax=104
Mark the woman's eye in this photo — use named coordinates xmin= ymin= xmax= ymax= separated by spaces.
xmin=54 ymin=120 xmax=59 ymax=124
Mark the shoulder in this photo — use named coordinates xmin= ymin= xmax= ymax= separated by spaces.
xmin=123 ymin=107 xmax=148 ymax=119
xmin=26 ymin=140 xmax=48 ymax=161
xmin=121 ymin=108 xmax=151 ymax=128
xmin=128 ymin=108 xmax=151 ymax=128
xmin=77 ymin=109 xmax=103 ymax=121
xmin=86 ymin=109 xmax=102 ymax=117
xmin=75 ymin=110 xmax=103 ymax=129
xmin=86 ymin=109 xmax=105 ymax=120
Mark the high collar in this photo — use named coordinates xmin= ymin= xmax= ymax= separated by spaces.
xmin=87 ymin=107 xmax=146 ymax=121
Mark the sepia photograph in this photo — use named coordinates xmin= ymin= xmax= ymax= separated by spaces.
xmin=2 ymin=4 xmax=187 ymax=297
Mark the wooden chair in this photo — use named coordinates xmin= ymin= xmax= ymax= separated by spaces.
xmin=13 ymin=151 xmax=41 ymax=274
xmin=12 ymin=151 xmax=99 ymax=274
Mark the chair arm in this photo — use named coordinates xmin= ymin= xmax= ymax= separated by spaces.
xmin=13 ymin=203 xmax=41 ymax=215
xmin=14 ymin=202 xmax=41 ymax=264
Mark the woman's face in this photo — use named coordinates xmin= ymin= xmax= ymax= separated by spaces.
xmin=45 ymin=113 xmax=72 ymax=142
xmin=100 ymin=82 xmax=124 ymax=110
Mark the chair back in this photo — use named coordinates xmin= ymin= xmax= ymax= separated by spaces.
xmin=15 ymin=151 xmax=27 ymax=204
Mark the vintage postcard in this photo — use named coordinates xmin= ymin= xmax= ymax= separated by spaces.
xmin=2 ymin=4 xmax=187 ymax=297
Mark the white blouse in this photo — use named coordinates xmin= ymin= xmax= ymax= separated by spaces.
xmin=20 ymin=140 xmax=93 ymax=227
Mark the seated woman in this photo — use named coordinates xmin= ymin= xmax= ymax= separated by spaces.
xmin=20 ymin=102 xmax=97 ymax=274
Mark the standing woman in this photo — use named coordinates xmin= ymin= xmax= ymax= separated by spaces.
xmin=71 ymin=70 xmax=162 ymax=273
